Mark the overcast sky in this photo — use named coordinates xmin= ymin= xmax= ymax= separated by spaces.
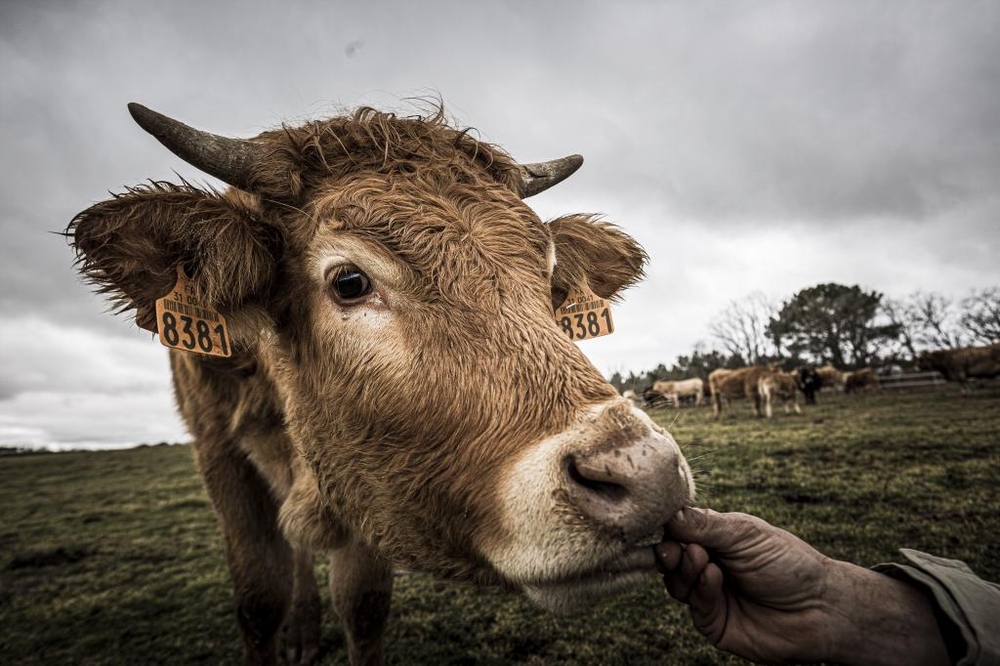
xmin=2 ymin=0 xmax=998 ymax=449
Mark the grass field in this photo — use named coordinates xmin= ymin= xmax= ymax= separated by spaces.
xmin=1 ymin=386 xmax=998 ymax=665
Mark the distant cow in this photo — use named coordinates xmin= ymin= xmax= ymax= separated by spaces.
xmin=670 ymin=378 xmax=705 ymax=407
xmin=816 ymin=364 xmax=845 ymax=391
xmin=843 ymin=368 xmax=880 ymax=393
xmin=69 ymin=103 xmax=694 ymax=665
xmin=918 ymin=344 xmax=1000 ymax=386
xmin=796 ymin=366 xmax=822 ymax=405
xmin=643 ymin=378 xmax=704 ymax=408
xmin=758 ymin=372 xmax=802 ymax=418
xmin=708 ymin=366 xmax=773 ymax=418
xmin=621 ymin=389 xmax=642 ymax=405
xmin=640 ymin=384 xmax=661 ymax=406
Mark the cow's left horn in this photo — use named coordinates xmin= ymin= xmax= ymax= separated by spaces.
xmin=518 ymin=154 xmax=584 ymax=198
xmin=127 ymin=102 xmax=269 ymax=192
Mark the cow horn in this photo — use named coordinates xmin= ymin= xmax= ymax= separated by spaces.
xmin=518 ymin=154 xmax=584 ymax=198
xmin=127 ymin=102 xmax=269 ymax=192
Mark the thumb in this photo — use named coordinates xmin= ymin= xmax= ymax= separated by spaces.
xmin=666 ymin=507 xmax=759 ymax=552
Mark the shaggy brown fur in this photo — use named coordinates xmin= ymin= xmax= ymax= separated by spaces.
xmin=69 ymin=182 xmax=279 ymax=333
xmin=548 ymin=215 xmax=646 ymax=301
xmin=69 ymin=105 xmax=654 ymax=666
xmin=246 ymin=106 xmax=524 ymax=203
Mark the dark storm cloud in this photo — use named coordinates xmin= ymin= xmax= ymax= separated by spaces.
xmin=3 ymin=0 xmax=999 ymax=303
xmin=534 ymin=2 xmax=1000 ymax=224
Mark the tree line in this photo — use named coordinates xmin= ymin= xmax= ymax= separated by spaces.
xmin=611 ymin=283 xmax=1000 ymax=392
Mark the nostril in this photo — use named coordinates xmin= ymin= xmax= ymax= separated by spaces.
xmin=566 ymin=456 xmax=628 ymax=503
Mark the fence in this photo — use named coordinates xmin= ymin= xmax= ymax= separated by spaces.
xmin=877 ymin=371 xmax=946 ymax=390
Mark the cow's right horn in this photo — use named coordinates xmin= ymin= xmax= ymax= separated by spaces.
xmin=518 ymin=154 xmax=584 ymax=198
xmin=127 ymin=102 xmax=269 ymax=192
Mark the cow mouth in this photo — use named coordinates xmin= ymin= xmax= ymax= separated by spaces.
xmin=520 ymin=546 xmax=660 ymax=612
xmin=558 ymin=545 xmax=659 ymax=582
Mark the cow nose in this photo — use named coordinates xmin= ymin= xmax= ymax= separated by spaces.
xmin=563 ymin=434 xmax=688 ymax=540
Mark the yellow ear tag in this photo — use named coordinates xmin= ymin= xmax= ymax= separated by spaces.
xmin=554 ymin=285 xmax=615 ymax=342
xmin=153 ymin=266 xmax=232 ymax=357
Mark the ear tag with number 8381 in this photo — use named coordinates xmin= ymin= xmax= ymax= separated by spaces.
xmin=154 ymin=266 xmax=232 ymax=357
xmin=554 ymin=286 xmax=615 ymax=342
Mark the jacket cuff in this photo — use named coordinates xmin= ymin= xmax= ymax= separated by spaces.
xmin=873 ymin=549 xmax=1000 ymax=666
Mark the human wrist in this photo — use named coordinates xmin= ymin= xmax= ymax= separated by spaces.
xmin=824 ymin=560 xmax=950 ymax=666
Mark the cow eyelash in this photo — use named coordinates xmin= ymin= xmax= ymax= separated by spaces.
xmin=327 ymin=265 xmax=374 ymax=305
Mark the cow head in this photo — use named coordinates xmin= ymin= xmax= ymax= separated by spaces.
xmin=69 ymin=103 xmax=694 ymax=611
xmin=640 ymin=385 xmax=661 ymax=405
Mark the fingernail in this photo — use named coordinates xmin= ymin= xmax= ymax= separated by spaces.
xmin=673 ymin=509 xmax=685 ymax=524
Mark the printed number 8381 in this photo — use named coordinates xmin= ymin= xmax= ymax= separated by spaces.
xmin=558 ymin=308 xmax=613 ymax=341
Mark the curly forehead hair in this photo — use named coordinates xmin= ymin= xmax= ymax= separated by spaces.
xmin=248 ymin=105 xmax=525 ymax=200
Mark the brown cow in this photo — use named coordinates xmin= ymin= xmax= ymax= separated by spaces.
xmin=815 ymin=364 xmax=845 ymax=391
xmin=68 ymin=103 xmax=694 ymax=665
xmin=918 ymin=344 xmax=1000 ymax=386
xmin=843 ymin=367 xmax=880 ymax=393
xmin=707 ymin=366 xmax=773 ymax=418
xmin=758 ymin=371 xmax=802 ymax=418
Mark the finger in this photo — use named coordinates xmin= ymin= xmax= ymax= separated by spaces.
xmin=689 ymin=563 xmax=727 ymax=644
xmin=654 ymin=540 xmax=683 ymax=572
xmin=663 ymin=543 xmax=710 ymax=603
xmin=666 ymin=507 xmax=763 ymax=552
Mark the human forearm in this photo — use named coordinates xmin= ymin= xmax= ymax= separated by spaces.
xmin=824 ymin=561 xmax=950 ymax=666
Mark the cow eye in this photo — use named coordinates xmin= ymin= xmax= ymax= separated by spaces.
xmin=329 ymin=266 xmax=373 ymax=304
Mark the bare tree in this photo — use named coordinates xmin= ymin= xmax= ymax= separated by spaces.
xmin=913 ymin=292 xmax=964 ymax=349
xmin=709 ymin=291 xmax=778 ymax=365
xmin=881 ymin=297 xmax=919 ymax=361
xmin=882 ymin=291 xmax=965 ymax=357
xmin=960 ymin=287 xmax=1000 ymax=344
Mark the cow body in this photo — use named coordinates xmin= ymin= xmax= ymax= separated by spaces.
xmin=643 ymin=378 xmax=704 ymax=408
xmin=796 ymin=364 xmax=843 ymax=404
xmin=69 ymin=104 xmax=694 ymax=665
xmin=707 ymin=366 xmax=773 ymax=418
xmin=918 ymin=344 xmax=1000 ymax=385
xmin=796 ymin=366 xmax=822 ymax=405
xmin=758 ymin=371 xmax=802 ymax=418
xmin=816 ymin=364 xmax=845 ymax=391
xmin=843 ymin=367 xmax=880 ymax=393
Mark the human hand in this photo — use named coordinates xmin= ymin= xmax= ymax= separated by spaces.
xmin=656 ymin=507 xmax=835 ymax=663
xmin=655 ymin=507 xmax=950 ymax=666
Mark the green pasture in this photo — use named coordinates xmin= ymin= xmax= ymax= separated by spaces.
xmin=1 ymin=386 xmax=998 ymax=665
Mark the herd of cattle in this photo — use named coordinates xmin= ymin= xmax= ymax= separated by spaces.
xmin=625 ymin=342 xmax=1000 ymax=418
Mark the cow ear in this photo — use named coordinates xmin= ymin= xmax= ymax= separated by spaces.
xmin=548 ymin=215 xmax=647 ymax=301
xmin=68 ymin=181 xmax=280 ymax=335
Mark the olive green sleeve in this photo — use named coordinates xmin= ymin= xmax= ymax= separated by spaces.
xmin=873 ymin=549 xmax=1000 ymax=666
